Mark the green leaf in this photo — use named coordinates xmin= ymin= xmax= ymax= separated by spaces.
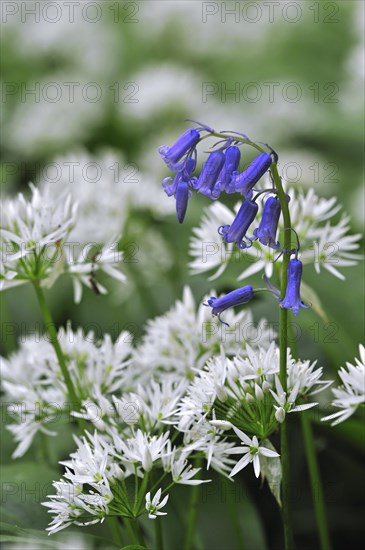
xmin=260 ymin=439 xmax=282 ymax=508
xmin=121 ymin=546 xmax=148 ymax=550
xmin=301 ymin=281 xmax=329 ymax=323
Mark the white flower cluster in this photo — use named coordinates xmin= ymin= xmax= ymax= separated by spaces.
xmin=322 ymin=344 xmax=365 ymax=425
xmin=1 ymin=287 xmax=334 ymax=534
xmin=0 ymin=325 xmax=132 ymax=458
xmin=0 ymin=183 xmax=126 ymax=301
xmin=189 ymin=187 xmax=362 ymax=281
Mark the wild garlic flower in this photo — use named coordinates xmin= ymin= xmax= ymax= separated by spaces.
xmin=322 ymin=344 xmax=365 ymax=425
xmin=176 ymin=343 xmax=330 ymax=440
xmin=0 ymin=183 xmax=127 ymax=298
xmin=1 ymin=325 xmax=132 ymax=457
xmin=145 ymin=489 xmax=169 ymax=519
xmin=1 ymin=184 xmax=77 ymax=290
xmin=43 ymin=433 xmax=116 ymax=534
xmin=228 ymin=426 xmax=279 ymax=478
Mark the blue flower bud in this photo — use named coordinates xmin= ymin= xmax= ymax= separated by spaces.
xmin=280 ymin=259 xmax=310 ymax=315
xmin=212 ymin=146 xmax=241 ymax=198
xmin=194 ymin=151 xmax=225 ymax=198
xmin=233 ymin=152 xmax=272 ymax=198
xmin=175 ymin=180 xmax=190 ymax=224
xmin=159 ymin=129 xmax=200 ymax=170
xmin=205 ymin=285 xmax=254 ymax=324
xmin=162 ymin=158 xmax=195 ymax=223
xmin=253 ymin=196 xmax=281 ymax=250
xmin=218 ymin=200 xmax=258 ymax=249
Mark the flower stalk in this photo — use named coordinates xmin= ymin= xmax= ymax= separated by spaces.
xmin=32 ymin=283 xmax=84 ymax=425
xmin=271 ymin=162 xmax=295 ymax=550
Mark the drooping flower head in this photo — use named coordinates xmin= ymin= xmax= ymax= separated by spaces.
xmin=159 ymin=128 xmax=200 ymax=171
xmin=193 ymin=151 xmax=225 ymax=198
xmin=218 ymin=200 xmax=258 ymax=249
xmin=212 ymin=146 xmax=241 ymax=197
xmin=233 ymin=152 xmax=272 ymax=198
xmin=253 ymin=196 xmax=282 ymax=250
xmin=280 ymin=259 xmax=310 ymax=315
xmin=205 ymin=285 xmax=254 ymax=324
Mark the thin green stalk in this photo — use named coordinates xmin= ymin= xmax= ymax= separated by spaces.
xmin=32 ymin=283 xmax=85 ymax=427
xmin=224 ymin=476 xmax=246 ymax=550
xmin=123 ymin=517 xmax=140 ymax=546
xmin=108 ymin=516 xmax=124 ymax=547
xmin=131 ymin=518 xmax=146 ymax=547
xmin=155 ymin=517 xmax=164 ymax=550
xmin=288 ymin=326 xmax=331 ymax=550
xmin=184 ymin=458 xmax=202 ymax=550
xmin=301 ymin=414 xmax=331 ymax=550
xmin=271 ymin=163 xmax=295 ymax=550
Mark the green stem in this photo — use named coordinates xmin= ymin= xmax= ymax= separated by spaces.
xmin=184 ymin=458 xmax=202 ymax=550
xmin=288 ymin=327 xmax=331 ymax=550
xmin=32 ymin=283 xmax=84 ymax=423
xmin=224 ymin=476 xmax=246 ymax=549
xmin=301 ymin=414 xmax=331 ymax=550
xmin=123 ymin=517 xmax=139 ymax=546
xmin=271 ymin=164 xmax=295 ymax=550
xmin=131 ymin=518 xmax=146 ymax=547
xmin=155 ymin=517 xmax=164 ymax=550
xmin=108 ymin=516 xmax=124 ymax=547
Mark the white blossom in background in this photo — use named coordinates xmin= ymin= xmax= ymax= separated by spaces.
xmin=0 ymin=183 xmax=127 ymax=297
xmin=38 ymin=150 xmax=131 ymax=244
xmin=322 ymin=344 xmax=365 ymax=425
xmin=3 ymin=8 xmax=121 ymax=157
xmin=190 ymin=187 xmax=362 ymax=281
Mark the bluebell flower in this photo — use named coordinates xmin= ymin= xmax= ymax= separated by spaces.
xmin=193 ymin=151 xmax=225 ymax=198
xmin=233 ymin=152 xmax=272 ymax=198
xmin=253 ymin=196 xmax=281 ymax=250
xmin=218 ymin=200 xmax=258 ymax=249
xmin=159 ymin=129 xmax=200 ymax=170
xmin=205 ymin=285 xmax=254 ymax=324
xmin=162 ymin=158 xmax=195 ymax=223
xmin=212 ymin=146 xmax=241 ymax=198
xmin=280 ymin=259 xmax=310 ymax=315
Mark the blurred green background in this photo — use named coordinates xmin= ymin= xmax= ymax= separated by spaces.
xmin=1 ymin=1 xmax=364 ymax=549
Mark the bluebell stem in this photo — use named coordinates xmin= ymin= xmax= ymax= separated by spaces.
xmin=193 ymin=151 xmax=225 ymax=198
xmin=280 ymin=259 xmax=310 ymax=315
xmin=205 ymin=285 xmax=254 ymax=324
xmin=162 ymin=158 xmax=195 ymax=223
xmin=159 ymin=128 xmax=200 ymax=170
xmin=218 ymin=200 xmax=258 ymax=249
xmin=233 ymin=152 xmax=272 ymax=198
xmin=253 ymin=196 xmax=281 ymax=250
xmin=212 ymin=146 xmax=241 ymax=198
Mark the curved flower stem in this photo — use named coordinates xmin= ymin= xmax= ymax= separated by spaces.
xmin=202 ymin=131 xmax=266 ymax=154
xmin=184 ymin=457 xmax=203 ymax=550
xmin=270 ymin=163 xmax=295 ymax=550
xmin=32 ymin=283 xmax=85 ymax=429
